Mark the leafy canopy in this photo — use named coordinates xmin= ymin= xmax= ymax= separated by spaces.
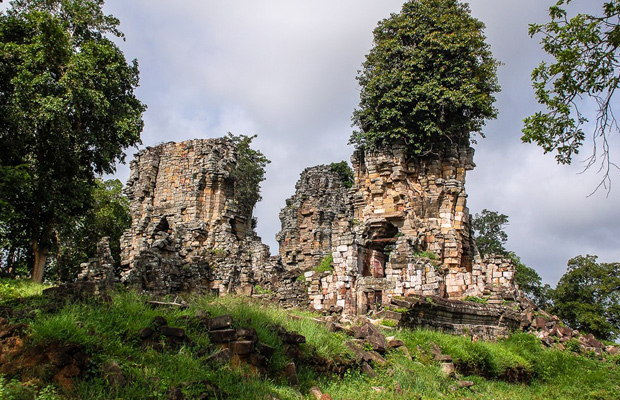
xmin=328 ymin=161 xmax=354 ymax=189
xmin=523 ymin=0 xmax=620 ymax=192
xmin=471 ymin=209 xmax=509 ymax=257
xmin=350 ymin=0 xmax=500 ymax=154
xmin=0 ymin=0 xmax=145 ymax=281
xmin=52 ymin=179 xmax=130 ymax=280
xmin=551 ymin=255 xmax=620 ymax=340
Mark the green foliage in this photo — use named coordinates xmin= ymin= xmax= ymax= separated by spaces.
xmin=314 ymin=254 xmax=334 ymax=273
xmin=472 ymin=210 xmax=551 ymax=308
xmin=551 ymin=254 xmax=620 ymax=341
xmin=472 ymin=209 xmax=509 ymax=257
xmin=510 ymin=252 xmax=553 ymax=309
xmin=350 ymin=0 xmax=500 ymax=154
xmin=0 ymin=375 xmax=65 ymax=400
xmin=464 ymin=295 xmax=488 ymax=304
xmin=328 ymin=161 xmax=354 ymax=188
xmin=523 ymin=0 xmax=620 ymax=190
xmin=227 ymin=133 xmax=270 ymax=217
xmin=379 ymin=319 xmax=398 ymax=327
xmin=253 ymin=285 xmax=275 ymax=295
xmin=0 ymin=278 xmax=48 ymax=302
xmin=414 ymin=250 xmax=438 ymax=260
xmin=0 ymin=0 xmax=145 ymax=282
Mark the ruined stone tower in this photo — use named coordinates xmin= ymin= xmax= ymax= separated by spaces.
xmin=277 ymin=165 xmax=352 ymax=272
xmin=119 ymin=138 xmax=273 ymax=295
xmin=279 ymin=144 xmax=517 ymax=314
xmin=115 ymin=136 xmax=517 ymax=314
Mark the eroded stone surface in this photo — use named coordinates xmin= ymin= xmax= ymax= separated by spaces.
xmin=277 ymin=165 xmax=351 ymax=272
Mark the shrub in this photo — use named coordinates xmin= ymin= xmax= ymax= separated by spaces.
xmin=464 ymin=296 xmax=488 ymax=304
xmin=415 ymin=250 xmax=438 ymax=260
xmin=315 ymin=255 xmax=334 ymax=273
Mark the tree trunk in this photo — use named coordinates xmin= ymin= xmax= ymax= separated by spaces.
xmin=31 ymin=241 xmax=49 ymax=283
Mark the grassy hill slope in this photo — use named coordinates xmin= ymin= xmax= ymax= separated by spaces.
xmin=1 ymin=279 xmax=619 ymax=400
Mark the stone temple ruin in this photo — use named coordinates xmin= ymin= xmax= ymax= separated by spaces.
xmin=117 ymin=138 xmax=305 ymax=305
xmin=113 ymin=138 xmax=517 ymax=308
xmin=278 ymin=143 xmax=517 ymax=315
xmin=79 ymin=136 xmax=522 ymax=337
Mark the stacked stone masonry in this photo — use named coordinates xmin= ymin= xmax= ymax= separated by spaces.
xmin=277 ymin=165 xmax=351 ymax=272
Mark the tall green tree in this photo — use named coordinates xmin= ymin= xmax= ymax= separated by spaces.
xmin=227 ymin=133 xmax=270 ymax=217
xmin=0 ymin=0 xmax=145 ymax=282
xmin=350 ymin=0 xmax=500 ymax=154
xmin=551 ymin=255 xmax=620 ymax=340
xmin=53 ymin=179 xmax=130 ymax=281
xmin=471 ymin=209 xmax=550 ymax=307
xmin=471 ymin=209 xmax=509 ymax=256
xmin=523 ymin=1 xmax=620 ymax=191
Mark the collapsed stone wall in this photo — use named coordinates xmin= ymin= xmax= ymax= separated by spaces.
xmin=279 ymin=144 xmax=518 ymax=314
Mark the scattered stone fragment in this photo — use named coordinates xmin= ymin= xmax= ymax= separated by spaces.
xmin=440 ymin=362 xmax=455 ymax=376
xmin=361 ymin=361 xmax=377 ymax=378
xmin=138 ymin=327 xmax=155 ymax=339
xmin=209 ymin=315 xmax=233 ymax=331
xmin=230 ymin=340 xmax=254 ymax=355
xmin=103 ymin=361 xmax=126 ymax=387
xmin=206 ymin=349 xmax=232 ymax=364
xmin=208 ymin=329 xmax=237 ymax=343
xmin=284 ymin=362 xmax=299 ymax=387
xmin=310 ymin=386 xmax=323 ymax=399
xmin=161 ymin=327 xmax=186 ymax=339
xmin=458 ymin=380 xmax=475 ymax=388
xmin=282 ymin=332 xmax=306 ymax=344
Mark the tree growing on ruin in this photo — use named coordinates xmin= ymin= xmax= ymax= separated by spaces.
xmin=329 ymin=161 xmax=354 ymax=188
xmin=0 ymin=0 xmax=145 ymax=282
xmin=523 ymin=1 xmax=620 ymax=192
xmin=350 ymin=0 xmax=500 ymax=154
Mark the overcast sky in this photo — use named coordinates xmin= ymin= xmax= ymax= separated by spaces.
xmin=4 ymin=0 xmax=617 ymax=285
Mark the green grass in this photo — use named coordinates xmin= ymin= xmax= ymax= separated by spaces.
xmin=0 ymin=278 xmax=50 ymax=302
xmin=1 ymin=278 xmax=619 ymax=400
